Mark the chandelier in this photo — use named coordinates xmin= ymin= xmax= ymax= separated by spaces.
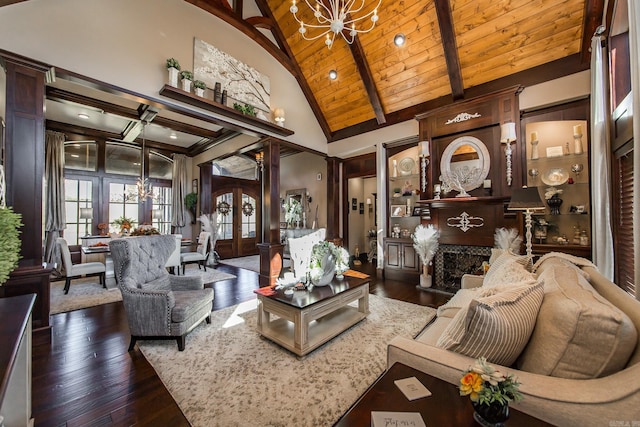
xmin=290 ymin=0 xmax=381 ymax=49
xmin=137 ymin=121 xmax=153 ymax=201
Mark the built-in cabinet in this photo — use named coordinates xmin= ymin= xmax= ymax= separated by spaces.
xmin=384 ymin=238 xmax=420 ymax=280
xmin=521 ymin=99 xmax=592 ymax=258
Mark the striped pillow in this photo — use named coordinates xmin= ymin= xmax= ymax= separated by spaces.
xmin=436 ymin=281 xmax=544 ymax=366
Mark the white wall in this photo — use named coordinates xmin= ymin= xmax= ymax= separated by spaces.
xmin=0 ymin=0 xmax=326 ymax=152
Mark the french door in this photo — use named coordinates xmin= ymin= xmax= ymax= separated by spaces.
xmin=213 ymin=186 xmax=260 ymax=259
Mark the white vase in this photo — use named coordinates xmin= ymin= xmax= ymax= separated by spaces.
xmin=312 ymin=253 xmax=335 ymax=286
xmin=168 ymin=67 xmax=179 ymax=88
xmin=181 ymin=79 xmax=192 ymax=93
xmin=419 ymin=264 xmax=432 ymax=288
xmin=195 ymin=87 xmax=205 ymax=97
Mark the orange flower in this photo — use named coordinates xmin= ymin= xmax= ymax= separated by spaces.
xmin=460 ymin=372 xmax=483 ymax=401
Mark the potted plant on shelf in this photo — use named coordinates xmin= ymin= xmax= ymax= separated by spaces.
xmin=166 ymin=57 xmax=181 ymax=88
xmin=233 ymin=102 xmax=257 ymax=117
xmin=193 ymin=80 xmax=206 ymax=97
xmin=185 ymin=192 xmax=198 ymax=224
xmin=180 ymin=70 xmax=193 ymax=92
xmin=0 ymin=206 xmax=23 ymax=285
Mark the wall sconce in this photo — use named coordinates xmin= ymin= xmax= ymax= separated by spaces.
xmin=419 ymin=140 xmax=430 ymax=193
xmin=500 ymin=122 xmax=516 ymax=187
xmin=274 ymin=108 xmax=285 ymax=127
xmin=255 ymin=152 xmax=264 ymax=180
xmin=366 ymin=197 xmax=372 ymax=213
xmin=79 ymin=207 xmax=93 ymax=236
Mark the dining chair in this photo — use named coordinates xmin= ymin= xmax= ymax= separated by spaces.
xmin=180 ymin=231 xmax=211 ymax=275
xmin=57 ymin=237 xmax=106 ymax=294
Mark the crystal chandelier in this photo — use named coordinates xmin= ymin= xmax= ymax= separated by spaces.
xmin=137 ymin=121 xmax=153 ymax=201
xmin=290 ymin=0 xmax=381 ymax=49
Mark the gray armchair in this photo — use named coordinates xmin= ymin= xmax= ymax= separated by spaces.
xmin=110 ymin=235 xmax=214 ymax=351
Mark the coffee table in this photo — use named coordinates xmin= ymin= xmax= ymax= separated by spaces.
xmin=254 ymin=276 xmax=369 ymax=357
xmin=333 ymin=362 xmax=553 ymax=426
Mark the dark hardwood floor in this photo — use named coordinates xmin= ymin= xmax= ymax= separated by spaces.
xmin=32 ymin=261 xmax=449 ymax=426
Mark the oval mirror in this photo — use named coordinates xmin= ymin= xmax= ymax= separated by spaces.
xmin=440 ymin=136 xmax=490 ymax=192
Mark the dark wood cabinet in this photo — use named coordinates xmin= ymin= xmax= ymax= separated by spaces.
xmin=384 ymin=238 xmax=419 ymax=280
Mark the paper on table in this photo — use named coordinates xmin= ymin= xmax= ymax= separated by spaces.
xmin=394 ymin=377 xmax=432 ymax=401
xmin=371 ymin=411 xmax=426 ymax=427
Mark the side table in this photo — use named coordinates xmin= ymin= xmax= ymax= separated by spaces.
xmin=333 ymin=362 xmax=553 ymax=426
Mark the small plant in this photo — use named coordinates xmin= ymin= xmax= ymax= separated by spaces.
xmin=180 ymin=70 xmax=193 ymax=80
xmin=112 ymin=216 xmax=134 ymax=233
xmin=233 ymin=102 xmax=257 ymax=117
xmin=193 ymin=80 xmax=207 ymax=90
xmin=0 ymin=207 xmax=23 ymax=285
xmin=166 ymin=57 xmax=181 ymax=70
xmin=185 ymin=192 xmax=198 ymax=210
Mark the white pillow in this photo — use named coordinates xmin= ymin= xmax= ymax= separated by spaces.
xmin=436 ymin=288 xmax=495 ymax=319
xmin=484 ymin=250 xmax=534 ymax=289
xmin=436 ymin=281 xmax=544 ymax=366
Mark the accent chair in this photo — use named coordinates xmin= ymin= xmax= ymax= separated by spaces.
xmin=180 ymin=231 xmax=211 ymax=274
xmin=57 ymin=237 xmax=106 ymax=294
xmin=109 ymin=235 xmax=214 ymax=351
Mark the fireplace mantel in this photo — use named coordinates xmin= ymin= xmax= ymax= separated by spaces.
xmin=421 ymin=196 xmax=509 ymax=209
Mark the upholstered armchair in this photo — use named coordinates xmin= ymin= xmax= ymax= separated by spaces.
xmin=110 ymin=235 xmax=214 ymax=351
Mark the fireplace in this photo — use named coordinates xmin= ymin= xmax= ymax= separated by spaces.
xmin=433 ymin=244 xmax=492 ymax=294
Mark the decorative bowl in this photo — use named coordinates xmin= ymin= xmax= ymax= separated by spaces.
xmin=541 ymin=168 xmax=569 ymax=186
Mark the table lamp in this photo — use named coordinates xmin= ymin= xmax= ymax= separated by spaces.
xmin=508 ymin=187 xmax=545 ymax=258
xmin=79 ymin=208 xmax=93 ymax=236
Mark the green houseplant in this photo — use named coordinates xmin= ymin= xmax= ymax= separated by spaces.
xmin=180 ymin=70 xmax=193 ymax=92
xmin=193 ymin=80 xmax=207 ymax=97
xmin=233 ymin=102 xmax=257 ymax=117
xmin=166 ymin=57 xmax=181 ymax=70
xmin=185 ymin=192 xmax=198 ymax=224
xmin=0 ymin=207 xmax=23 ymax=285
xmin=166 ymin=58 xmax=181 ymax=88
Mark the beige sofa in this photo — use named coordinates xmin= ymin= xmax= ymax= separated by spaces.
xmin=387 ymin=252 xmax=640 ymax=426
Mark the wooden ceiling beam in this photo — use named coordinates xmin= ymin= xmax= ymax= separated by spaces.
xmin=254 ymin=0 xmax=333 ymax=140
xmin=232 ymin=0 xmax=242 ymax=16
xmin=434 ymin=0 xmax=464 ymax=101
xmin=185 ymin=0 xmax=296 ymax=75
xmin=46 ymin=87 xmax=140 ymax=121
xmin=329 ymin=53 xmax=589 ymax=142
xmin=246 ymin=16 xmax=273 ymax=30
xmin=348 ymin=36 xmax=386 ymax=125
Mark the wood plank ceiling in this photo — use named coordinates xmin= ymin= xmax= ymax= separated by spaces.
xmin=190 ymin=0 xmax=604 ymax=143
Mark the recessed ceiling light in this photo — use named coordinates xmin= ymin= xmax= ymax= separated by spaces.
xmin=329 ymin=69 xmax=338 ymax=80
xmin=70 ymin=154 xmax=79 ymax=158
xmin=77 ymin=113 xmax=90 ymax=120
xmin=394 ymin=33 xmax=406 ymax=46
xmin=169 ymin=132 xmax=177 ymax=140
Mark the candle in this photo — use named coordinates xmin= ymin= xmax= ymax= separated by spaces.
xmin=530 ymin=131 xmax=538 ymax=142
xmin=483 ymin=179 xmax=492 ymax=189
xmin=420 ymin=140 xmax=430 ymax=156
xmin=434 ymin=184 xmax=441 ymax=192
xmin=573 ymin=124 xmax=582 ymax=135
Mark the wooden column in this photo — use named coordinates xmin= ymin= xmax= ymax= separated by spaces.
xmin=199 ymin=162 xmax=213 ymax=215
xmin=2 ymin=52 xmax=49 ymax=266
xmin=326 ymin=157 xmax=341 ymax=240
xmin=258 ymin=139 xmax=283 ymax=287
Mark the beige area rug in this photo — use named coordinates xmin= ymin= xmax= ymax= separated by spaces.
xmin=50 ymin=266 xmax=236 ymax=314
xmin=138 ymin=294 xmax=436 ymax=427
xmin=219 ymin=255 xmax=291 ymax=273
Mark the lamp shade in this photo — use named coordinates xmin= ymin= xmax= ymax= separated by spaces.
xmin=508 ymin=187 xmax=545 ymax=211
xmin=274 ymin=108 xmax=285 ymax=123
xmin=500 ymin=122 xmax=517 ymax=143
xmin=79 ymin=208 xmax=93 ymax=219
xmin=152 ymin=209 xmax=163 ymax=220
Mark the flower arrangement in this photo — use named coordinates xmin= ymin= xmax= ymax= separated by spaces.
xmin=308 ymin=241 xmax=349 ymax=283
xmin=112 ymin=216 xmax=134 ymax=234
xmin=130 ymin=224 xmax=160 ymax=236
xmin=283 ymin=198 xmax=302 ymax=226
xmin=411 ymin=224 xmax=439 ymax=267
xmin=460 ymin=357 xmax=523 ymax=406
xmin=544 ymin=187 xmax=563 ymax=200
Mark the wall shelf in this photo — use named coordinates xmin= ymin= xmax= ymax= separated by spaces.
xmin=159 ymin=84 xmax=294 ymax=137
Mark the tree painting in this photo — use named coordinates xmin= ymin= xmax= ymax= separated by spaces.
xmin=194 ymin=39 xmax=270 ymax=115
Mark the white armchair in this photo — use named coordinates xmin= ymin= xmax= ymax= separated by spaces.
xmin=165 ymin=234 xmax=182 ymax=274
xmin=288 ymin=228 xmax=326 ymax=280
xmin=57 ymin=237 xmax=106 ymax=294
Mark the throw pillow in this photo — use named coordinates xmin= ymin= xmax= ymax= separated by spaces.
xmin=518 ymin=265 xmax=637 ymax=378
xmin=437 ymin=288 xmax=496 ymax=318
xmin=436 ymin=281 xmax=544 ymax=366
xmin=483 ymin=250 xmax=534 ymax=289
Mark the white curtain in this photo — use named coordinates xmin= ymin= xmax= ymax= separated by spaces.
xmin=171 ymin=154 xmax=188 ymax=232
xmin=628 ymin=0 xmax=640 ymax=298
xmin=590 ymin=35 xmax=615 ymax=280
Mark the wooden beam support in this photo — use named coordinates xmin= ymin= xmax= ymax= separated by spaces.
xmin=348 ymin=36 xmax=386 ymax=125
xmin=434 ymin=0 xmax=464 ymax=101
xmin=246 ymin=16 xmax=273 ymax=30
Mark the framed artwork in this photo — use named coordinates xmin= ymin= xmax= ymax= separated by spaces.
xmin=192 ymin=179 xmax=198 ymax=194
xmin=390 ymin=205 xmax=406 ymax=218
xmin=352 ymin=198 xmax=357 ymax=210
xmin=359 ymin=202 xmax=364 ymax=214
xmin=412 ymin=206 xmax=422 ymax=216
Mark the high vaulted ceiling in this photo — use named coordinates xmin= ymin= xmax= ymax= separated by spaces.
xmin=189 ymin=0 xmax=606 ymax=142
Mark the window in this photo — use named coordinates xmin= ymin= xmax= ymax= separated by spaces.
xmin=63 ymin=178 xmax=92 ymax=245
xmin=241 ymin=194 xmax=256 ymax=238
xmin=105 ymin=142 xmax=141 ymax=176
xmin=109 ymin=182 xmax=139 ymax=232
xmin=149 ymin=151 xmax=172 ymax=179
xmin=614 ymin=149 xmax=635 ymax=297
xmin=152 ymin=185 xmax=172 ymax=234
xmin=216 ymin=193 xmax=233 ymax=239
xmin=65 ymin=141 xmax=97 ymax=171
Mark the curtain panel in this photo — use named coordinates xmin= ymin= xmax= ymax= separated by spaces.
xmin=171 ymin=154 xmax=188 ymax=231
xmin=44 ymin=130 xmax=66 ymax=275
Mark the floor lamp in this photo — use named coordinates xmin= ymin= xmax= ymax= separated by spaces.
xmin=508 ymin=187 xmax=545 ymax=258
